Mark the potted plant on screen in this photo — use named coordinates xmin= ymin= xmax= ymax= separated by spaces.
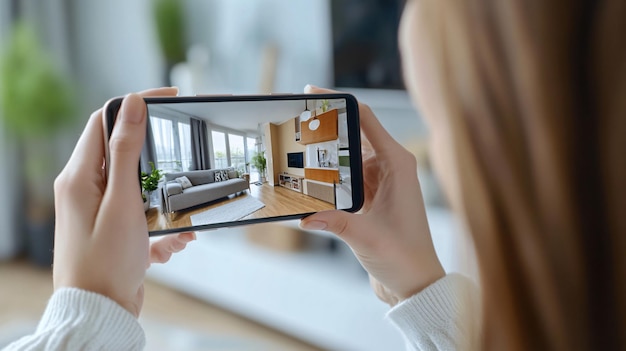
xmin=251 ymin=152 xmax=267 ymax=183
xmin=141 ymin=162 xmax=163 ymax=211
xmin=321 ymin=99 xmax=330 ymax=113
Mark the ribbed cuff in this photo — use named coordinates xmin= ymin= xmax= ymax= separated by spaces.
xmin=37 ymin=288 xmax=145 ymax=350
xmin=386 ymin=273 xmax=476 ymax=334
xmin=387 ymin=273 xmax=480 ymax=350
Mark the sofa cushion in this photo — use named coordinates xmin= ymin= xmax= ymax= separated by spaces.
xmin=167 ymin=178 xmax=249 ymax=212
xmin=165 ymin=181 xmax=183 ymax=196
xmin=175 ymin=176 xmax=192 ymax=189
xmin=188 ymin=170 xmax=215 ymax=185
xmin=228 ymin=169 xmax=238 ymax=179
xmin=165 ymin=170 xmax=215 ymax=186
xmin=214 ymin=169 xmax=229 ymax=182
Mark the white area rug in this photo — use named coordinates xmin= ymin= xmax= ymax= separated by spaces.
xmin=190 ymin=196 xmax=265 ymax=226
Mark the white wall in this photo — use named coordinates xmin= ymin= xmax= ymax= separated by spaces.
xmin=68 ymin=0 xmax=333 ymax=106
xmin=184 ymin=0 xmax=333 ymax=94
xmin=71 ymin=0 xmax=164 ymax=111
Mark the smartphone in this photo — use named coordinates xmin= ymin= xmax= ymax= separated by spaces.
xmin=104 ymin=94 xmax=364 ymax=236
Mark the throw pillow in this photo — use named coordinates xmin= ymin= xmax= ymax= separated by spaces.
xmin=175 ymin=176 xmax=193 ymax=189
xmin=228 ymin=169 xmax=238 ymax=179
xmin=214 ymin=170 xmax=229 ymax=182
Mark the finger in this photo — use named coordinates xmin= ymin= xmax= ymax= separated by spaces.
xmin=300 ymin=210 xmax=372 ymax=250
xmin=149 ymin=232 xmax=196 ymax=264
xmin=106 ymin=93 xmax=148 ymax=195
xmin=138 ymin=86 xmax=179 ymax=97
xmin=62 ymin=109 xmax=106 ymax=177
xmin=304 ymin=85 xmax=340 ymax=94
xmin=304 ymin=85 xmax=400 ymax=153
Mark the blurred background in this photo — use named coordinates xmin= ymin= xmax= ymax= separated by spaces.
xmin=0 ymin=0 xmax=474 ymax=350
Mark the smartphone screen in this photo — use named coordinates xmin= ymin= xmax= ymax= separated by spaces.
xmin=105 ymin=94 xmax=363 ymax=236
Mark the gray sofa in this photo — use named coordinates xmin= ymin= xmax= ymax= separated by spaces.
xmin=160 ymin=168 xmax=249 ymax=213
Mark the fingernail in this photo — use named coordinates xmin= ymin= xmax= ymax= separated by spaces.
xmin=300 ymin=220 xmax=327 ymax=231
xmin=121 ymin=94 xmax=145 ymax=124
xmin=304 ymin=84 xmax=318 ymax=93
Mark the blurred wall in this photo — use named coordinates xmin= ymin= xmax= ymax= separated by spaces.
xmin=65 ymin=0 xmax=334 ymax=110
xmin=0 ymin=117 xmax=20 ymax=259
xmin=0 ymin=0 xmax=20 ymax=259
xmin=185 ymin=0 xmax=333 ymax=93
xmin=70 ymin=0 xmax=164 ymax=112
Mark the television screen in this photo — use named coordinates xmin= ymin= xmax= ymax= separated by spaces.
xmin=287 ymin=152 xmax=304 ymax=168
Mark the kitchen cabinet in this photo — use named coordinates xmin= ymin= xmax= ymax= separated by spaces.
xmin=304 ymin=168 xmax=339 ymax=184
xmin=299 ymin=109 xmax=338 ymax=144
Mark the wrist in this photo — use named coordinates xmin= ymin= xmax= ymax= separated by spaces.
xmin=54 ymin=280 xmax=142 ymax=318
xmin=398 ymin=265 xmax=446 ymax=302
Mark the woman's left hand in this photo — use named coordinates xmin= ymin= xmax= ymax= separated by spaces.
xmin=52 ymin=87 xmax=195 ymax=317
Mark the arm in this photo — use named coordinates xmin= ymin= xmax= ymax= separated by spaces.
xmin=4 ymin=88 xmax=195 ymax=351
xmin=300 ymin=86 xmax=477 ymax=349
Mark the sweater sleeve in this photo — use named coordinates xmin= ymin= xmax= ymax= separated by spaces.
xmin=386 ymin=273 xmax=480 ymax=351
xmin=3 ymin=288 xmax=145 ymax=351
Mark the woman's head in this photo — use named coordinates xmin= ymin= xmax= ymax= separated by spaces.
xmin=399 ymin=0 xmax=626 ymax=349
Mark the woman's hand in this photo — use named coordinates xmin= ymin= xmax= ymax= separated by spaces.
xmin=53 ymin=87 xmax=195 ymax=317
xmin=300 ymin=86 xmax=445 ymax=306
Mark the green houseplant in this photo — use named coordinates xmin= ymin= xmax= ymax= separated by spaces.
xmin=0 ymin=21 xmax=76 ymax=266
xmin=251 ymin=152 xmax=267 ymax=183
xmin=141 ymin=162 xmax=163 ymax=210
xmin=321 ymin=99 xmax=330 ymax=113
xmin=152 ymin=0 xmax=187 ymax=85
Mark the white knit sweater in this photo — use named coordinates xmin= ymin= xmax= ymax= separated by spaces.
xmin=3 ymin=288 xmax=144 ymax=351
xmin=387 ymin=273 xmax=480 ymax=350
xmin=3 ymin=274 xmax=477 ymax=351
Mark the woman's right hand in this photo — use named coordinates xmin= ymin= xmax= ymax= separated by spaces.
xmin=300 ymin=86 xmax=445 ymax=306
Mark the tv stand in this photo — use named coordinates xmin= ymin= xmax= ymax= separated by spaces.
xmin=278 ymin=173 xmax=303 ymax=192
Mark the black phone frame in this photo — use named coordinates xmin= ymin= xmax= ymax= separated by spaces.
xmin=103 ymin=93 xmax=363 ymax=236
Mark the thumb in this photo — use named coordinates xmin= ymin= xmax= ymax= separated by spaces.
xmin=300 ymin=210 xmax=367 ymax=245
xmin=107 ymin=93 xmax=147 ymax=193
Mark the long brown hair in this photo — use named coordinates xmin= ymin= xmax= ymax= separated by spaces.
xmin=412 ymin=0 xmax=626 ymax=349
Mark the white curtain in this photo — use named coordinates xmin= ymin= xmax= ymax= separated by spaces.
xmin=150 ymin=116 xmax=180 ymax=173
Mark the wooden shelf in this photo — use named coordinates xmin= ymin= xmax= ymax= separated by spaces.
xmin=278 ymin=173 xmax=303 ymax=192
